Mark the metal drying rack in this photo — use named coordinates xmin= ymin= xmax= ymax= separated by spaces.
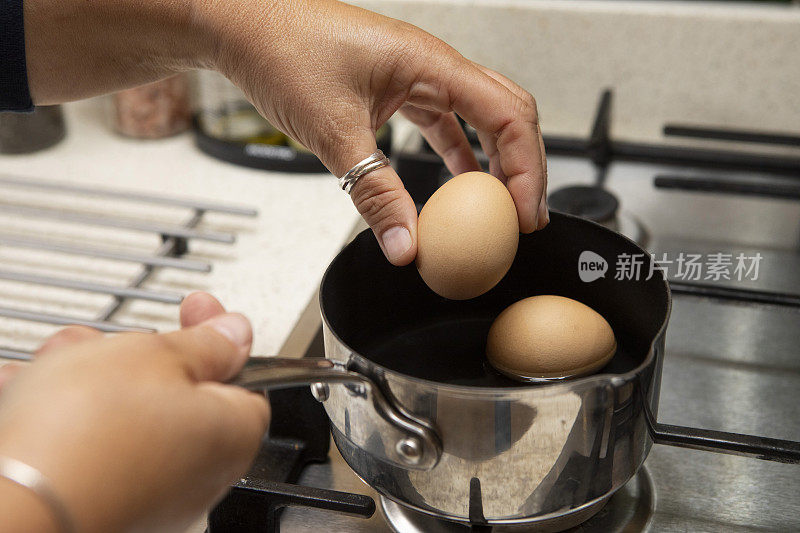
xmin=0 ymin=174 xmax=257 ymax=360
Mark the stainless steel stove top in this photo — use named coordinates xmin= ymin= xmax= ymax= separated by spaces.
xmin=275 ymin=151 xmax=800 ymax=532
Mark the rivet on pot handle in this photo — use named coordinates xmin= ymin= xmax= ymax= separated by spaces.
xmin=310 ymin=382 xmax=330 ymax=402
xmin=231 ymin=356 xmax=443 ymax=470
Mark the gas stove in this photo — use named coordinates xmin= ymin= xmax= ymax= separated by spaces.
xmin=205 ymin=90 xmax=800 ymax=532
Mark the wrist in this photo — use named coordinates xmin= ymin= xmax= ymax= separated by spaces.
xmin=193 ymin=0 xmax=289 ymax=77
xmin=185 ymin=0 xmax=227 ymax=70
xmin=0 ymin=478 xmax=61 ymax=533
xmin=134 ymin=0 xmax=221 ymax=71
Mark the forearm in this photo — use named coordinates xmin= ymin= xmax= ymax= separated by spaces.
xmin=24 ymin=0 xmax=219 ymax=104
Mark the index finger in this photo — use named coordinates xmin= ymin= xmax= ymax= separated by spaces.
xmin=452 ymin=69 xmax=544 ymax=233
xmin=408 ymin=60 xmax=544 ymax=232
xmin=469 ymin=62 xmax=549 ymax=231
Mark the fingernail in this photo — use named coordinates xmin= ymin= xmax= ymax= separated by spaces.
xmin=381 ymin=226 xmax=412 ymax=263
xmin=205 ymin=313 xmax=252 ymax=350
xmin=537 ymin=198 xmax=550 ymax=229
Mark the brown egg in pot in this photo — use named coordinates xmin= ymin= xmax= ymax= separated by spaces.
xmin=416 ymin=171 xmax=519 ymax=300
xmin=486 ymin=295 xmax=617 ymax=381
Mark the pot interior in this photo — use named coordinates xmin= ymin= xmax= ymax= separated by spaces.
xmin=321 ymin=212 xmax=670 ymax=388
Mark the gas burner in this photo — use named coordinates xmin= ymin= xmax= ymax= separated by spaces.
xmin=379 ymin=467 xmax=654 ymax=533
xmin=548 ymin=186 xmax=618 ymax=223
xmin=548 ymin=185 xmax=647 ymax=246
xmin=614 ymin=211 xmax=647 ymax=247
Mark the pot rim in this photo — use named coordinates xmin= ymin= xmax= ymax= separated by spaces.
xmin=319 ymin=211 xmax=673 ymax=396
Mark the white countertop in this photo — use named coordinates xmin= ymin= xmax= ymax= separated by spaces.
xmin=0 ymin=99 xmax=361 ymax=358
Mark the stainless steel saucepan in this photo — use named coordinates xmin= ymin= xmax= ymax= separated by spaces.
xmin=234 ymin=211 xmax=800 ymax=528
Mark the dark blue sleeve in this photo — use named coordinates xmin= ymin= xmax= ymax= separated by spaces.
xmin=0 ymin=0 xmax=33 ymax=112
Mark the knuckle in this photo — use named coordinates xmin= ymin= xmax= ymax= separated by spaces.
xmin=351 ymin=179 xmax=407 ymax=227
xmin=391 ymin=22 xmax=448 ymax=58
xmin=384 ymin=25 xmax=423 ymax=63
xmin=96 ymin=332 xmax=178 ymax=377
xmin=495 ymin=118 xmax=524 ymax=148
xmin=135 ymin=332 xmax=185 ymax=363
xmin=68 ymin=325 xmax=99 ymax=340
xmin=388 ymin=27 xmax=461 ymax=85
xmin=424 ymin=35 xmax=458 ymax=60
xmin=516 ymin=91 xmax=539 ymax=124
xmin=319 ymin=126 xmax=370 ymax=176
xmin=46 ymin=326 xmax=93 ymax=346
xmin=521 ymin=90 xmax=537 ymax=110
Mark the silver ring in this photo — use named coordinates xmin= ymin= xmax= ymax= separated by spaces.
xmin=338 ymin=150 xmax=390 ymax=195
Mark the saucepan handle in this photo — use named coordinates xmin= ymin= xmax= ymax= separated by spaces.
xmin=233 ymin=356 xmax=366 ymax=390
xmin=649 ymin=421 xmax=800 ymax=464
xmin=232 ymin=356 xmax=442 ymax=470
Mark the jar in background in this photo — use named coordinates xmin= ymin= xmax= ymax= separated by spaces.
xmin=194 ymin=70 xmax=285 ymax=145
xmin=110 ymin=74 xmax=191 ymax=139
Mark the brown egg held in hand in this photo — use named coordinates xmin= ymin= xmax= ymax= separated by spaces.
xmin=416 ymin=172 xmax=519 ymax=300
xmin=487 ymin=295 xmax=617 ymax=381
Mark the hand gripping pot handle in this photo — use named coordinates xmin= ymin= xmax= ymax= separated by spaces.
xmin=231 ymin=356 xmax=442 ymax=470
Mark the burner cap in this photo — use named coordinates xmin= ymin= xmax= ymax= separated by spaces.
xmin=548 ymin=186 xmax=619 ymax=223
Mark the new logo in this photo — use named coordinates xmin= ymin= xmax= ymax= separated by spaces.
xmin=578 ymin=251 xmax=608 ymax=282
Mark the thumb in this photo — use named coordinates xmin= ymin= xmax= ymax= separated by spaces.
xmin=350 ymin=165 xmax=418 ymax=266
xmin=156 ymin=312 xmax=253 ymax=383
xmin=327 ymin=130 xmax=418 ymax=266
